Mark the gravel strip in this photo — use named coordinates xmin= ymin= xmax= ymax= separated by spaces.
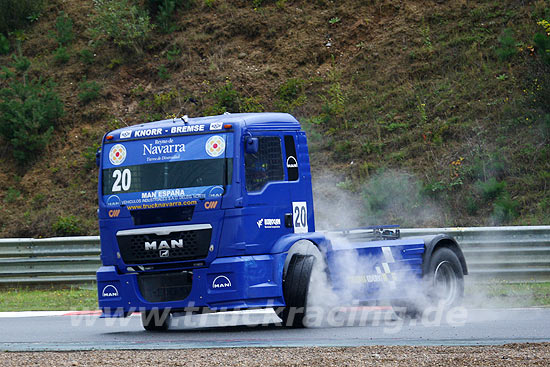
xmin=1 ymin=344 xmax=550 ymax=367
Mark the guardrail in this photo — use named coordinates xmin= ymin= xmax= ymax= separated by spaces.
xmin=0 ymin=236 xmax=100 ymax=285
xmin=1 ymin=226 xmax=549 ymax=285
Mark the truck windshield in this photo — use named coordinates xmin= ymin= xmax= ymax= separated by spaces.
xmin=101 ymin=133 xmax=232 ymax=208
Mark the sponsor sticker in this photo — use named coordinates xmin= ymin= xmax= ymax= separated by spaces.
xmin=170 ymin=125 xmax=205 ymax=134
xmin=205 ymin=135 xmax=225 ymax=157
xmin=134 ymin=128 xmax=163 ymax=138
xmin=256 ymin=218 xmax=282 ymax=229
xmin=212 ymin=275 xmax=232 ymax=289
xmin=210 ymin=122 xmax=223 ymax=130
xmin=109 ymin=144 xmax=127 ymax=165
xmin=204 ymin=201 xmax=218 ymax=209
xmin=120 ymin=130 xmax=132 ymax=139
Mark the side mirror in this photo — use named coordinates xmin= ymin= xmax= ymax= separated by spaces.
xmin=245 ymin=137 xmax=259 ymax=154
xmin=95 ymin=148 xmax=101 ymax=168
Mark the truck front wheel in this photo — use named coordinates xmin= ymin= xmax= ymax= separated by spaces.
xmin=141 ymin=309 xmax=171 ymax=331
xmin=279 ymin=254 xmax=315 ymax=328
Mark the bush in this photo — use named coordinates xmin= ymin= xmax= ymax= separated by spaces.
xmin=53 ymin=46 xmax=70 ymax=64
xmin=0 ymin=77 xmax=64 ymax=163
xmin=78 ymin=79 xmax=102 ymax=103
xmin=148 ymin=0 xmax=194 ymax=33
xmin=52 ymin=215 xmax=83 ymax=236
xmin=4 ymin=187 xmax=21 ymax=203
xmin=534 ymin=29 xmax=550 ymax=65
xmin=52 ymin=11 xmax=74 ymax=46
xmin=495 ymin=28 xmax=518 ymax=61
xmin=0 ymin=34 xmax=10 ymax=55
xmin=275 ymin=78 xmax=306 ymax=112
xmin=241 ymin=96 xmax=264 ymax=112
xmin=11 ymin=54 xmax=31 ymax=74
xmin=157 ymin=64 xmax=170 ymax=80
xmin=82 ymin=142 xmax=101 ymax=170
xmin=475 ymin=178 xmax=507 ymax=202
xmin=0 ymin=0 xmax=42 ymax=34
xmin=492 ymin=192 xmax=519 ymax=223
xmin=206 ymin=81 xmax=241 ymax=114
xmin=91 ymin=0 xmax=153 ymax=54
xmin=79 ymin=49 xmax=95 ymax=64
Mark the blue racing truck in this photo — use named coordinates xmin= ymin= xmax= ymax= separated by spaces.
xmin=96 ymin=112 xmax=467 ymax=330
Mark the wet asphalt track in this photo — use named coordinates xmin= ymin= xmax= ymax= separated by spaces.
xmin=1 ymin=307 xmax=550 ymax=351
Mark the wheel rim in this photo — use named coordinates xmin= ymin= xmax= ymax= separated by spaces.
xmin=433 ymin=261 xmax=458 ymax=305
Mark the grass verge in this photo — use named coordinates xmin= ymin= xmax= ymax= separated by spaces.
xmin=466 ymin=281 xmax=550 ymax=308
xmin=1 ymin=282 xmax=550 ymax=312
xmin=0 ymin=286 xmax=97 ymax=312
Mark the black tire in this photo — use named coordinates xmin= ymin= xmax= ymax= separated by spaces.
xmin=141 ymin=309 xmax=171 ymax=331
xmin=390 ymin=300 xmax=421 ymax=319
xmin=392 ymin=247 xmax=464 ymax=318
xmin=427 ymin=247 xmax=464 ymax=308
xmin=279 ymin=254 xmax=314 ymax=328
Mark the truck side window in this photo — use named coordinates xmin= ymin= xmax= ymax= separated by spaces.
xmin=245 ymin=136 xmax=284 ymax=192
xmin=284 ymin=135 xmax=299 ymax=181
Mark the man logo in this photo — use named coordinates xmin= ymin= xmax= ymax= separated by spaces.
xmin=286 ymin=156 xmax=298 ymax=168
xmin=102 ymin=285 xmax=119 ymax=297
xmin=159 ymin=249 xmax=170 ymax=257
xmin=212 ymin=275 xmax=232 ymax=289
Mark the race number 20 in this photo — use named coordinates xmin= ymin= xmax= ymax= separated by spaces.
xmin=292 ymin=201 xmax=308 ymax=233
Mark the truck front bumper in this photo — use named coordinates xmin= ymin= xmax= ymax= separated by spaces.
xmin=97 ymin=253 xmax=286 ymax=317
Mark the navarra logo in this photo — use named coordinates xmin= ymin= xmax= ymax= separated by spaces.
xmin=109 ymin=144 xmax=126 ymax=165
xmin=205 ymin=135 xmax=225 ymax=157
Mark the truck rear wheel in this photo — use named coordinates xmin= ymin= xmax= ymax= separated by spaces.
xmin=428 ymin=247 xmax=464 ymax=308
xmin=280 ymin=254 xmax=314 ymax=328
xmin=392 ymin=247 xmax=464 ymax=318
xmin=141 ymin=309 xmax=171 ymax=331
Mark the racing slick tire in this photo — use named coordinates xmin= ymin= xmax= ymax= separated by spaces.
xmin=427 ymin=247 xmax=464 ymax=308
xmin=392 ymin=247 xmax=464 ymax=318
xmin=141 ymin=309 xmax=171 ymax=331
xmin=280 ymin=254 xmax=315 ymax=328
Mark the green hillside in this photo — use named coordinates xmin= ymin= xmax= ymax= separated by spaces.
xmin=1 ymin=0 xmax=549 ymax=237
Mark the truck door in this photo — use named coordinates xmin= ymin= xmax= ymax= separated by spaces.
xmin=219 ymin=131 xmax=312 ymax=256
xmin=239 ymin=133 xmax=292 ymax=254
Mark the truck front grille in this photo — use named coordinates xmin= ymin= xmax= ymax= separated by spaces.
xmin=138 ymin=271 xmax=193 ymax=303
xmin=116 ymin=228 xmax=212 ymax=265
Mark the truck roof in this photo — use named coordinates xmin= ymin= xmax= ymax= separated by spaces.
xmin=105 ymin=113 xmax=301 ymax=142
